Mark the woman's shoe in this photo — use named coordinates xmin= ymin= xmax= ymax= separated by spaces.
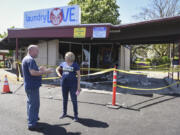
xmin=59 ymin=114 xmax=67 ymax=119
xmin=73 ymin=116 xmax=78 ymax=122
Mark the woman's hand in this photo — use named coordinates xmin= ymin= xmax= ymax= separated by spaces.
xmin=76 ymin=89 xmax=81 ymax=96
xmin=56 ymin=66 xmax=62 ymax=78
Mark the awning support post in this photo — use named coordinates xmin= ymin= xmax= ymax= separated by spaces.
xmin=16 ymin=38 xmax=19 ymax=81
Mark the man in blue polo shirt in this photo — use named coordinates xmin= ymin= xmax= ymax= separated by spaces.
xmin=22 ymin=45 xmax=52 ymax=131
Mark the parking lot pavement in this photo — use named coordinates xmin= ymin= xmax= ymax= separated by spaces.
xmin=0 ymin=82 xmax=180 ymax=135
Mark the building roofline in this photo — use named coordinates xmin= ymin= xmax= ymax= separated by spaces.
xmin=8 ymin=23 xmax=112 ymax=31
xmin=7 ymin=15 xmax=180 ymax=31
xmin=112 ymin=15 xmax=180 ymax=29
xmin=1 ymin=15 xmax=180 ymax=49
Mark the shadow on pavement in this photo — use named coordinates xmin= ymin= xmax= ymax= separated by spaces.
xmin=128 ymin=95 xmax=166 ymax=108
xmin=52 ymin=98 xmax=107 ymax=107
xmin=67 ymin=116 xmax=109 ymax=128
xmin=127 ymin=94 xmax=179 ymax=111
xmin=32 ymin=122 xmax=81 ymax=135
xmin=78 ymin=100 xmax=106 ymax=107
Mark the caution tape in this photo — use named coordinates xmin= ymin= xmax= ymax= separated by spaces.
xmin=15 ymin=61 xmax=21 ymax=64
xmin=41 ymin=77 xmax=60 ymax=80
xmin=6 ymin=62 xmax=180 ymax=91
xmin=16 ymin=60 xmax=178 ymax=74
xmin=80 ymin=68 xmax=107 ymax=71
xmin=81 ymin=68 xmax=148 ymax=75
xmin=15 ymin=60 xmax=180 ymax=81
xmin=16 ymin=65 xmax=147 ymax=81
xmin=42 ymin=69 xmax=113 ymax=79
xmin=131 ymin=68 xmax=180 ymax=73
xmin=18 ymin=69 xmax=113 ymax=80
xmin=16 ymin=60 xmax=179 ymax=71
xmin=131 ymin=64 xmax=180 ymax=72
xmin=17 ymin=63 xmax=23 ymax=81
xmin=17 ymin=61 xmax=105 ymax=71
xmin=16 ymin=61 xmax=108 ymax=71
xmin=115 ymin=69 xmax=146 ymax=75
xmin=132 ymin=63 xmax=170 ymax=69
xmin=116 ymin=81 xmax=180 ymax=91
xmin=80 ymin=68 xmax=114 ymax=76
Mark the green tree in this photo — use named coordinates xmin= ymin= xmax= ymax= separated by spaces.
xmin=0 ymin=31 xmax=7 ymax=39
xmin=68 ymin=0 xmax=120 ymax=24
xmin=0 ymin=26 xmax=14 ymax=39
xmin=0 ymin=26 xmax=15 ymax=58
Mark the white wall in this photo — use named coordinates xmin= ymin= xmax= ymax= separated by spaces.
xmin=36 ymin=41 xmax=48 ymax=66
xmin=47 ymin=40 xmax=59 ymax=66
xmin=36 ymin=39 xmax=59 ymax=77
xmin=36 ymin=39 xmax=59 ymax=66
xmin=118 ymin=46 xmax=130 ymax=70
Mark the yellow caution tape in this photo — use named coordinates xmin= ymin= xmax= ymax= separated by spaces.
xmin=41 ymin=69 xmax=114 ymax=79
xmin=26 ymin=68 xmax=112 ymax=80
xmin=132 ymin=63 xmax=170 ymax=69
xmin=80 ymin=68 xmax=114 ymax=76
xmin=132 ymin=68 xmax=180 ymax=73
xmin=17 ymin=60 xmax=180 ymax=71
xmin=115 ymin=69 xmax=146 ymax=75
xmin=81 ymin=68 xmax=147 ymax=76
xmin=17 ymin=61 xmax=108 ymax=71
xmin=17 ymin=63 xmax=22 ymax=78
xmin=15 ymin=61 xmax=180 ymax=81
xmin=116 ymin=81 xmax=180 ymax=91
xmin=80 ymin=68 xmax=107 ymax=71
xmin=16 ymin=62 xmax=23 ymax=81
xmin=42 ymin=77 xmax=60 ymax=80
xmin=6 ymin=62 xmax=180 ymax=91
xmin=15 ymin=61 xmax=21 ymax=64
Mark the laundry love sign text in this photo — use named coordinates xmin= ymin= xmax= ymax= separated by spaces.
xmin=24 ymin=5 xmax=81 ymax=28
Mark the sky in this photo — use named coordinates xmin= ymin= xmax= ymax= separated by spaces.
xmin=0 ymin=0 xmax=150 ymax=34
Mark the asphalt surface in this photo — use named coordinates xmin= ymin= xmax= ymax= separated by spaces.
xmin=0 ymin=81 xmax=180 ymax=135
xmin=1 ymin=69 xmax=180 ymax=135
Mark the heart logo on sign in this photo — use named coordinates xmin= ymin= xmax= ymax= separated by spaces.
xmin=50 ymin=8 xmax=63 ymax=25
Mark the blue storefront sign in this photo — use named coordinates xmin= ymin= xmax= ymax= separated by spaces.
xmin=24 ymin=5 xmax=81 ymax=28
xmin=93 ymin=27 xmax=107 ymax=38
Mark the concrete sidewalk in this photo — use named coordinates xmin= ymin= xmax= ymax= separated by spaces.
xmin=0 ymin=82 xmax=180 ymax=135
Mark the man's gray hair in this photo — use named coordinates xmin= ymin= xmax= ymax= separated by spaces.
xmin=27 ymin=45 xmax=38 ymax=53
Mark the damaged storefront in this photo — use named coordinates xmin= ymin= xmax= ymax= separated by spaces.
xmin=35 ymin=39 xmax=130 ymax=77
xmin=58 ymin=42 xmax=119 ymax=69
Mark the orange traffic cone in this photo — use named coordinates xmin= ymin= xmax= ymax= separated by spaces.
xmin=1 ymin=75 xmax=12 ymax=94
